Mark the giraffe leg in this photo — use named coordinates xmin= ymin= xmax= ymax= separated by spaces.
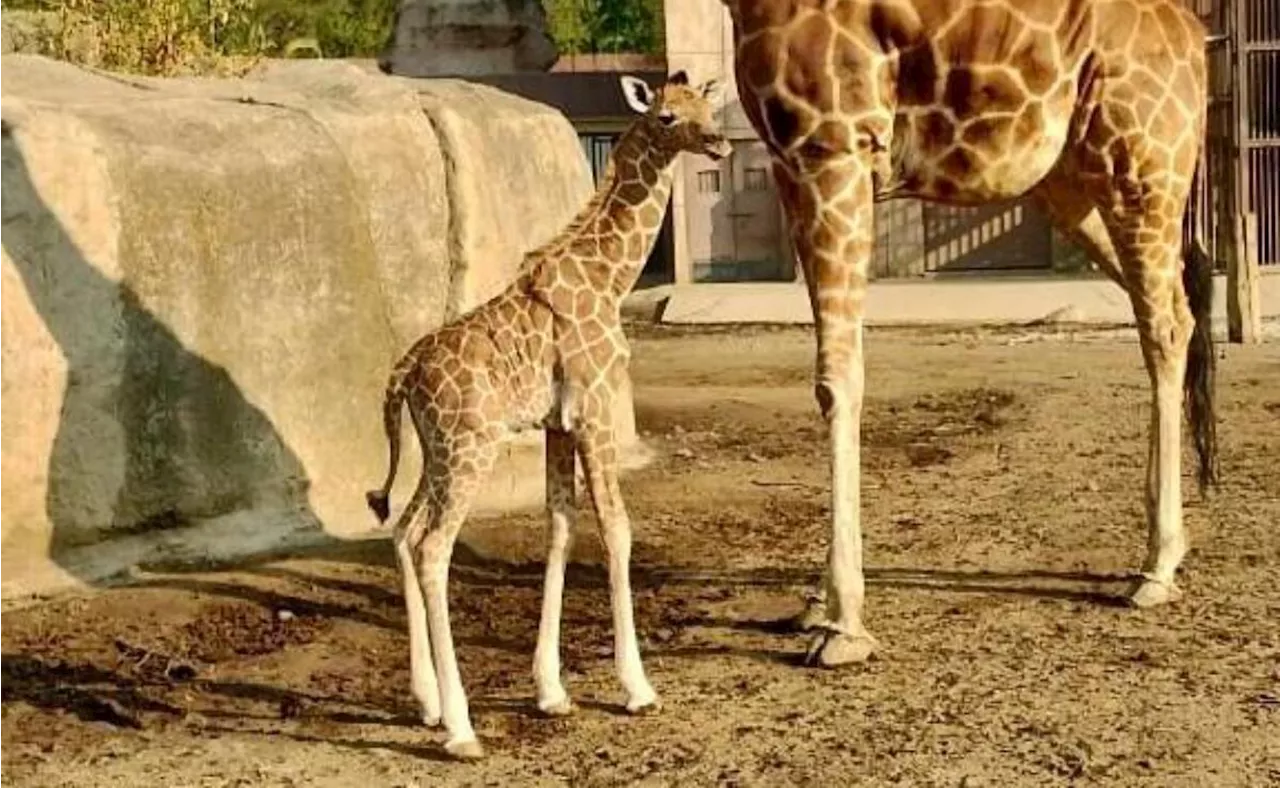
xmin=1105 ymin=207 xmax=1194 ymax=608
xmin=774 ymin=157 xmax=878 ymax=667
xmin=1036 ymin=169 xmax=1194 ymax=607
xmin=1031 ymin=170 xmax=1124 ymax=284
xmin=392 ymin=472 xmax=441 ymax=727
xmin=575 ymin=418 xmax=658 ymax=714
xmin=533 ymin=428 xmax=576 ymax=716
xmin=414 ymin=438 xmax=494 ymax=760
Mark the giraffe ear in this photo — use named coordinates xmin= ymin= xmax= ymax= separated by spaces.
xmin=699 ymin=78 xmax=724 ymax=103
xmin=620 ymin=75 xmax=655 ymax=113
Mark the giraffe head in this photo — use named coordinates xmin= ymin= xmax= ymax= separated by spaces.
xmin=619 ymin=71 xmax=732 ymax=161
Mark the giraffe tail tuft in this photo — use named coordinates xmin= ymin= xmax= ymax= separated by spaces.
xmin=366 ymin=489 xmax=391 ymax=523
xmin=1181 ymin=156 xmax=1218 ymax=496
xmin=367 ymin=365 xmax=409 ymax=525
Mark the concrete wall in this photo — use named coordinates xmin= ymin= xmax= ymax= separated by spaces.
xmin=380 ymin=0 xmax=557 ymax=77
xmin=1 ymin=55 xmax=638 ymax=603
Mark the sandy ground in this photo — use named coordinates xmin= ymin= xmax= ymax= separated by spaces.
xmin=3 ymin=324 xmax=1279 ymax=787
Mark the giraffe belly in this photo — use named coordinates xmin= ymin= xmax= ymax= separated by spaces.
xmin=887 ymin=125 xmax=1067 ymax=204
xmin=503 ymin=379 xmax=559 ymax=433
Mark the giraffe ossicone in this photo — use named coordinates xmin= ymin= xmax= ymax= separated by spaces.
xmin=722 ymin=0 xmax=1218 ymax=667
xmin=365 ymin=71 xmax=729 ymax=760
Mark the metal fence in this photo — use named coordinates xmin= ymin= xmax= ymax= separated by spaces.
xmin=1240 ymin=0 xmax=1279 ymax=267
xmin=871 ymin=199 xmax=1060 ymax=279
xmin=870 ymin=0 xmax=1279 ymax=280
xmin=1188 ymin=0 xmax=1278 ymax=271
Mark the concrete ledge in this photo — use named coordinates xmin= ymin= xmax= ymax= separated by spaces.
xmin=655 ymin=274 xmax=1280 ymax=328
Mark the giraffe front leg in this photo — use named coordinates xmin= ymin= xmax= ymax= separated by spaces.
xmin=533 ymin=428 xmax=576 ymax=716
xmin=576 ymin=418 xmax=658 ymax=714
xmin=775 ymin=156 xmax=879 ymax=667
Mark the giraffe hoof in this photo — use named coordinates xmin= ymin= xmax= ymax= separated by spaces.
xmin=804 ymin=629 xmax=878 ymax=668
xmin=422 ymin=712 xmax=442 ymax=728
xmin=625 ymin=695 xmax=662 ymax=716
xmin=537 ymin=696 xmax=574 ymax=717
xmin=444 ymin=737 xmax=485 ymax=761
xmin=1128 ymin=578 xmax=1183 ymax=608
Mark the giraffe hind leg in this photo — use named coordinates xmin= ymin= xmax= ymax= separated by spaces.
xmin=387 ymin=406 xmax=445 ymax=728
xmin=392 ymin=477 xmax=441 ymax=727
xmin=1035 ymin=167 xmax=1192 ymax=607
xmin=1111 ymin=208 xmax=1194 ymax=608
xmin=413 ymin=433 xmax=496 ymax=760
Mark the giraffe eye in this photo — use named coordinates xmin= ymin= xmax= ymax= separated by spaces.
xmin=658 ymin=112 xmax=676 ymax=126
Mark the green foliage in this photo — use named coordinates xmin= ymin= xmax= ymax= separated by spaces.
xmin=542 ymin=0 xmax=664 ymax=55
xmin=44 ymin=0 xmax=252 ymax=75
xmin=6 ymin=0 xmax=398 ymax=75
xmin=248 ymin=0 xmax=398 ymax=59
xmin=7 ymin=0 xmax=664 ymax=72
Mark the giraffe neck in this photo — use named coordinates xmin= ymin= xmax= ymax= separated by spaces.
xmin=563 ymin=122 xmax=679 ymax=300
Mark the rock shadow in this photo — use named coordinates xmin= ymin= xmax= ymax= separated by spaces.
xmin=1 ymin=122 xmax=322 ymax=587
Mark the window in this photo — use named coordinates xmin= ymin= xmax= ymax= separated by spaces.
xmin=697 ymin=169 xmax=721 ymax=194
xmin=743 ymin=167 xmax=768 ymax=191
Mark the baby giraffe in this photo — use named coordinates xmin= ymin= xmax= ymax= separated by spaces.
xmin=366 ymin=71 xmax=729 ymax=759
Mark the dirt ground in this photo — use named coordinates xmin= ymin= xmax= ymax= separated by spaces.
xmin=3 ymin=324 xmax=1279 ymax=787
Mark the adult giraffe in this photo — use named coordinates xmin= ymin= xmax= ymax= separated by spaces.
xmin=722 ymin=0 xmax=1218 ymax=667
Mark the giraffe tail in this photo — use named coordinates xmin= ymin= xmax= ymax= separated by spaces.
xmin=366 ymin=365 xmax=410 ymax=524
xmin=1181 ymin=154 xmax=1218 ymax=495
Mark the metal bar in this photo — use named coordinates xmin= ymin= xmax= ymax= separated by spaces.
xmin=1232 ymin=0 xmax=1252 ymax=214
xmin=1255 ymin=147 xmax=1278 ymax=265
xmin=1226 ymin=0 xmax=1264 ymax=342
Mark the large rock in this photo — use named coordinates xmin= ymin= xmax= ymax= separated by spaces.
xmin=1 ymin=55 xmax=633 ymax=603
xmin=380 ymin=0 xmax=558 ymax=77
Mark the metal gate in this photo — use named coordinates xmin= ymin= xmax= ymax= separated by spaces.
xmin=1185 ymin=0 xmax=1275 ymax=341
xmin=870 ymin=199 xmax=1057 ymax=278
xmin=870 ymin=1 xmax=1278 ymax=287
xmin=1192 ymin=0 xmax=1275 ymax=263
xmin=1237 ymin=0 xmax=1279 ymax=268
